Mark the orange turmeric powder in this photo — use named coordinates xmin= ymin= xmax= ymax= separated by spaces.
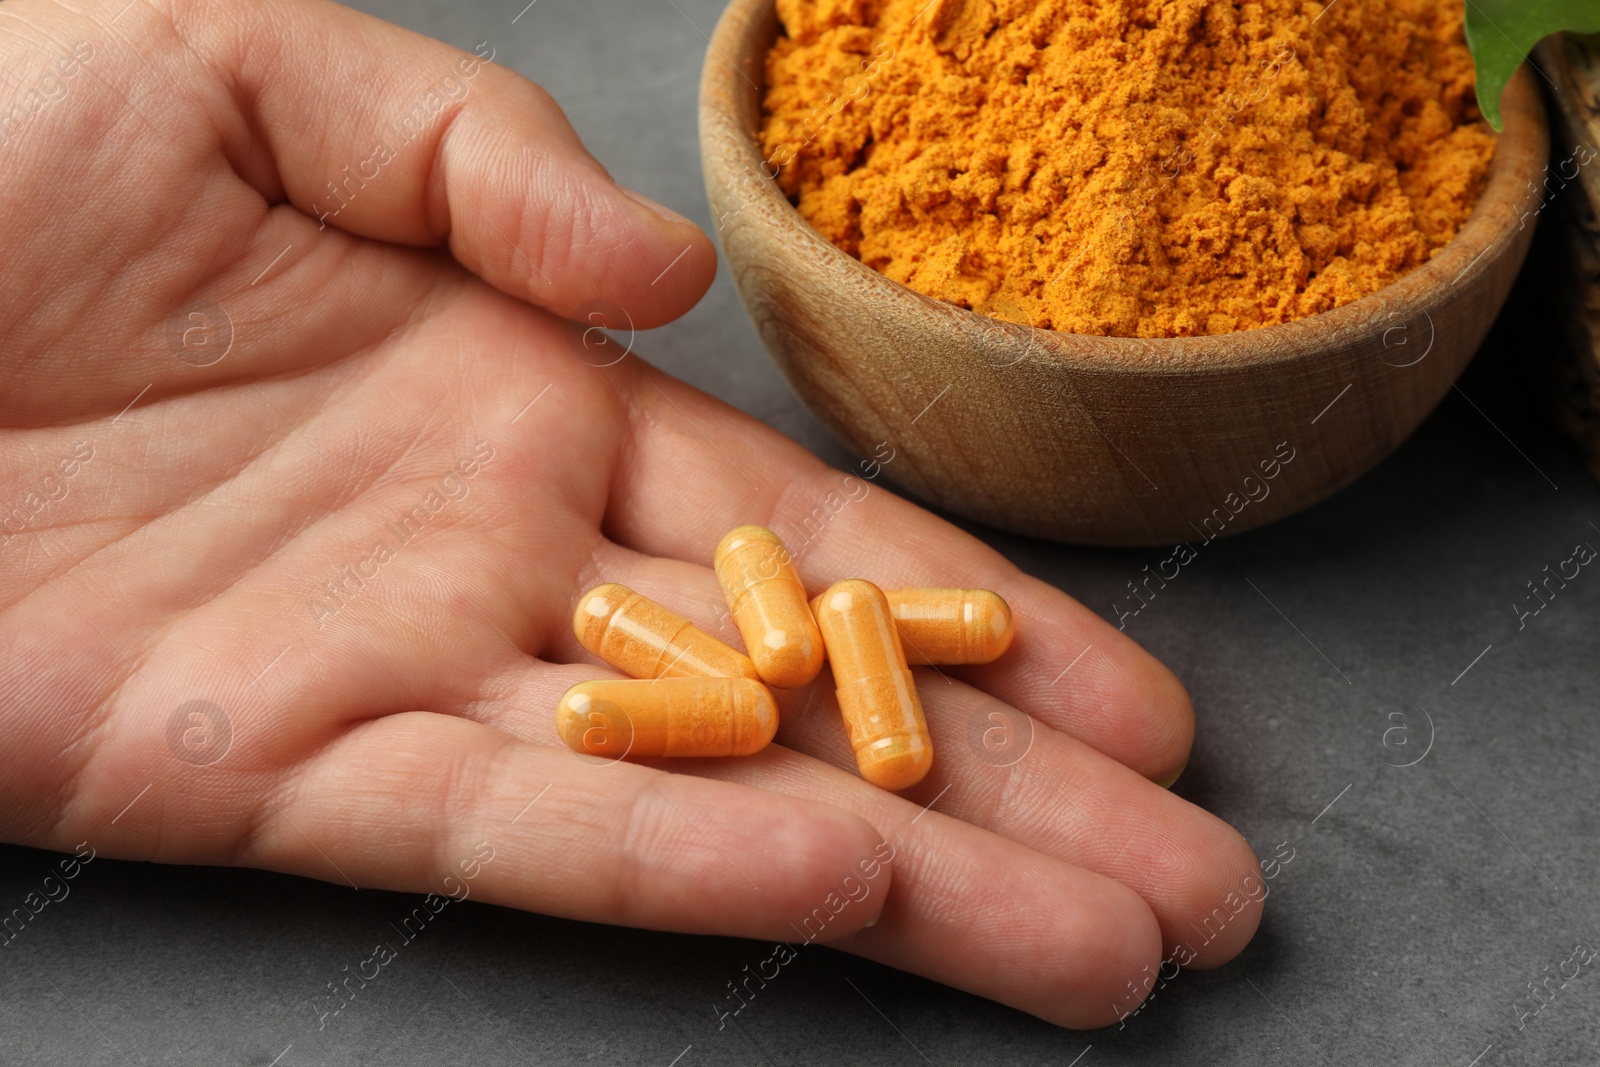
xmin=760 ymin=0 xmax=1497 ymax=338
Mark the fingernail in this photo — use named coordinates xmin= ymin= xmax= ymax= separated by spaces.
xmin=619 ymin=184 xmax=693 ymax=226
xmin=1156 ymin=760 xmax=1188 ymax=790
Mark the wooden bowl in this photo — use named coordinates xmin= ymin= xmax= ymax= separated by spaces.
xmin=699 ymin=0 xmax=1550 ymax=546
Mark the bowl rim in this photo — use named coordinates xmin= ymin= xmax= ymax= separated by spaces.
xmin=699 ymin=0 xmax=1551 ymax=373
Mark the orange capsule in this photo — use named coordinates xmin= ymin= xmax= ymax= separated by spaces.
xmin=574 ymin=583 xmax=758 ymax=681
xmin=556 ymin=677 xmax=778 ymax=757
xmin=886 ymin=588 xmax=1015 ymax=665
xmin=714 ymin=525 xmax=824 ymax=689
xmin=813 ymin=579 xmax=932 ymax=791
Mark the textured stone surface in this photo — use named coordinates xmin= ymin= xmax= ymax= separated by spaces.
xmin=3 ymin=1 xmax=1597 ymax=1064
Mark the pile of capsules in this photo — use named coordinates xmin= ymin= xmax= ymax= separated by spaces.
xmin=555 ymin=525 xmax=1014 ymax=791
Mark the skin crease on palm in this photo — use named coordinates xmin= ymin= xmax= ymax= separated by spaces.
xmin=0 ymin=0 xmax=1263 ymax=1030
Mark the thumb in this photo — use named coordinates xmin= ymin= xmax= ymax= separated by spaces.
xmin=204 ymin=0 xmax=714 ymax=328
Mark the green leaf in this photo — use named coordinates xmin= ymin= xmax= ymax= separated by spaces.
xmin=1465 ymin=0 xmax=1600 ymax=130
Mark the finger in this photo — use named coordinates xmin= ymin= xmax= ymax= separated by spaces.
xmin=466 ymin=661 xmax=1164 ymax=1029
xmin=774 ymin=674 xmax=1261 ymax=969
xmin=173 ymin=0 xmax=715 ymax=326
xmin=601 ymin=361 xmax=1193 ymax=781
xmin=80 ymin=707 xmax=888 ymax=945
xmin=835 ymin=806 xmax=1162 ymax=1031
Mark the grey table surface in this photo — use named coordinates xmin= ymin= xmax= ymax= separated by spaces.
xmin=5 ymin=1 xmax=1599 ymax=1064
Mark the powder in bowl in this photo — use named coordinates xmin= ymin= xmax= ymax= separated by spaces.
xmin=760 ymin=0 xmax=1497 ymax=338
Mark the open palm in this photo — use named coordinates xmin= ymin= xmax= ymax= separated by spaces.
xmin=0 ymin=0 xmax=1261 ymax=1028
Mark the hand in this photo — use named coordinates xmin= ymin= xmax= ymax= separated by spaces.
xmin=0 ymin=0 xmax=1261 ymax=1028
